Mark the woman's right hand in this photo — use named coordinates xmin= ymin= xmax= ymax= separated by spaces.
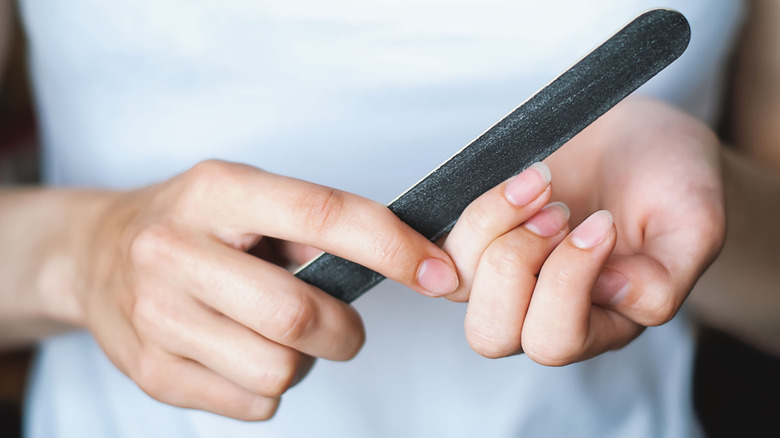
xmin=69 ymin=160 xmax=462 ymax=420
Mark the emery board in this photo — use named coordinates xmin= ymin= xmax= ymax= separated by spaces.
xmin=295 ymin=9 xmax=691 ymax=303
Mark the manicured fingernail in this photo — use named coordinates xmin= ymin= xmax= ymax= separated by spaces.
xmin=504 ymin=162 xmax=551 ymax=207
xmin=524 ymin=202 xmax=570 ymax=237
xmin=570 ymin=210 xmax=613 ymax=249
xmin=593 ymin=270 xmax=630 ymax=305
xmin=417 ymin=258 xmax=459 ymax=297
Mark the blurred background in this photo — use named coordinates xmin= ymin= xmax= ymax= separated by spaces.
xmin=0 ymin=3 xmax=778 ymax=438
xmin=0 ymin=3 xmax=36 ymax=438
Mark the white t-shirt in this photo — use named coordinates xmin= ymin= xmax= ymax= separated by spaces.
xmin=20 ymin=0 xmax=744 ymax=436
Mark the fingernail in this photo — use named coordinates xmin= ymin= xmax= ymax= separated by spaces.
xmin=570 ymin=210 xmax=613 ymax=249
xmin=524 ymin=202 xmax=571 ymax=237
xmin=417 ymin=258 xmax=459 ymax=297
xmin=505 ymin=162 xmax=551 ymax=207
xmin=593 ymin=270 xmax=630 ymax=305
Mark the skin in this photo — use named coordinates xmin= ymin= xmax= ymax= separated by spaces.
xmin=730 ymin=0 xmax=780 ymax=170
xmin=1 ymin=0 xmax=778 ymax=421
xmin=443 ymin=96 xmax=724 ymax=364
xmin=685 ymin=0 xmax=780 ymax=356
xmin=1 ymin=162 xmax=463 ymax=420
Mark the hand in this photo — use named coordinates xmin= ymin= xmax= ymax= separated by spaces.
xmin=73 ymin=160 xmax=460 ymax=420
xmin=442 ymin=96 xmax=725 ymax=365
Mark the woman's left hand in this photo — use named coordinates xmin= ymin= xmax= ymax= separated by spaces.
xmin=442 ymin=96 xmax=725 ymax=365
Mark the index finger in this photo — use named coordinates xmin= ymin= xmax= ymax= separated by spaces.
xmin=176 ymin=160 xmax=459 ymax=297
xmin=442 ymin=162 xmax=553 ymax=301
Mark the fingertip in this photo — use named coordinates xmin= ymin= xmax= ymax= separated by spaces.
xmin=504 ymin=162 xmax=552 ymax=207
xmin=416 ymin=257 xmax=459 ymax=297
xmin=532 ymin=161 xmax=553 ymax=184
xmin=570 ymin=210 xmax=614 ymax=249
xmin=523 ymin=201 xmax=571 ymax=237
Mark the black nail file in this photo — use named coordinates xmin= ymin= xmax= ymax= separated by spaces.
xmin=295 ymin=9 xmax=690 ymax=303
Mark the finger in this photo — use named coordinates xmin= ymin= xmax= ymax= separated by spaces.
xmin=208 ymin=244 xmax=366 ymax=360
xmin=591 ymin=193 xmax=725 ymax=326
xmin=176 ymin=160 xmax=459 ymax=297
xmin=591 ymin=240 xmax=709 ymax=327
xmin=443 ymin=162 xmax=552 ymax=301
xmin=134 ymin=229 xmax=366 ymax=360
xmin=134 ymin=291 xmax=316 ymax=399
xmin=522 ymin=211 xmax=642 ymax=366
xmin=465 ymin=202 xmax=570 ymax=358
xmin=130 ymin=346 xmax=280 ymax=421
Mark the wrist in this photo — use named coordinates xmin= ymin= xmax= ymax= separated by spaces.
xmin=32 ymin=189 xmax=118 ymax=327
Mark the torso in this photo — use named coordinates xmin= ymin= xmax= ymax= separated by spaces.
xmin=20 ymin=1 xmax=744 ymax=436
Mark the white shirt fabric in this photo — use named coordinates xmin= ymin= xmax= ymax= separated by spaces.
xmin=19 ymin=0 xmax=744 ymax=436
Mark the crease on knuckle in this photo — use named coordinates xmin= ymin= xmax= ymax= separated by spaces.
xmin=522 ymin=329 xmax=586 ymax=367
xmin=462 ymin=203 xmax=495 ymax=237
xmin=298 ymin=188 xmax=344 ymax=236
xmin=484 ymin=240 xmax=529 ymax=279
xmin=273 ymin=293 xmax=318 ymax=345
xmin=369 ymin=226 xmax=417 ymax=279
xmin=467 ymin=320 xmax=521 ymax=359
xmin=252 ymin=355 xmax=299 ymax=397
xmin=372 ymin=229 xmax=405 ymax=263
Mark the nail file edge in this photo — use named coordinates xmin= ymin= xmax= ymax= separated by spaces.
xmin=294 ymin=9 xmax=691 ymax=303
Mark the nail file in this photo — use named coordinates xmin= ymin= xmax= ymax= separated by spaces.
xmin=295 ymin=9 xmax=690 ymax=303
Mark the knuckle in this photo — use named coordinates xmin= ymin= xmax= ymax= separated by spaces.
xmin=132 ymin=353 xmax=170 ymax=400
xmin=698 ymin=214 xmax=726 ymax=261
xmin=245 ymin=397 xmax=281 ymax=421
xmin=344 ymin=313 xmax=367 ymax=360
xmin=131 ymin=292 xmax=159 ymax=328
xmin=368 ymin=225 xmax=415 ymax=275
xmin=548 ymin=268 xmax=577 ymax=292
xmin=330 ymin=307 xmax=366 ymax=361
xmin=178 ymin=160 xmax=238 ymax=206
xmin=462 ymin=203 xmax=496 ymax=237
xmin=297 ymin=187 xmax=345 ymax=235
xmin=362 ymin=216 xmax=430 ymax=284
xmin=129 ymin=223 xmax=177 ymax=267
xmin=340 ymin=336 xmax=365 ymax=361
xmin=187 ymin=159 xmax=234 ymax=188
xmin=637 ymin=289 xmax=679 ymax=326
xmin=466 ymin=323 xmax=521 ymax=359
xmin=252 ymin=354 xmax=299 ymax=397
xmin=483 ymin=239 xmax=530 ymax=278
xmin=130 ymin=287 xmax=178 ymax=336
xmin=272 ymin=293 xmax=319 ymax=345
xmin=522 ymin=329 xmax=585 ymax=367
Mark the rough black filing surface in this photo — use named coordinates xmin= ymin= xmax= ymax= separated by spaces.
xmin=295 ymin=9 xmax=691 ymax=303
